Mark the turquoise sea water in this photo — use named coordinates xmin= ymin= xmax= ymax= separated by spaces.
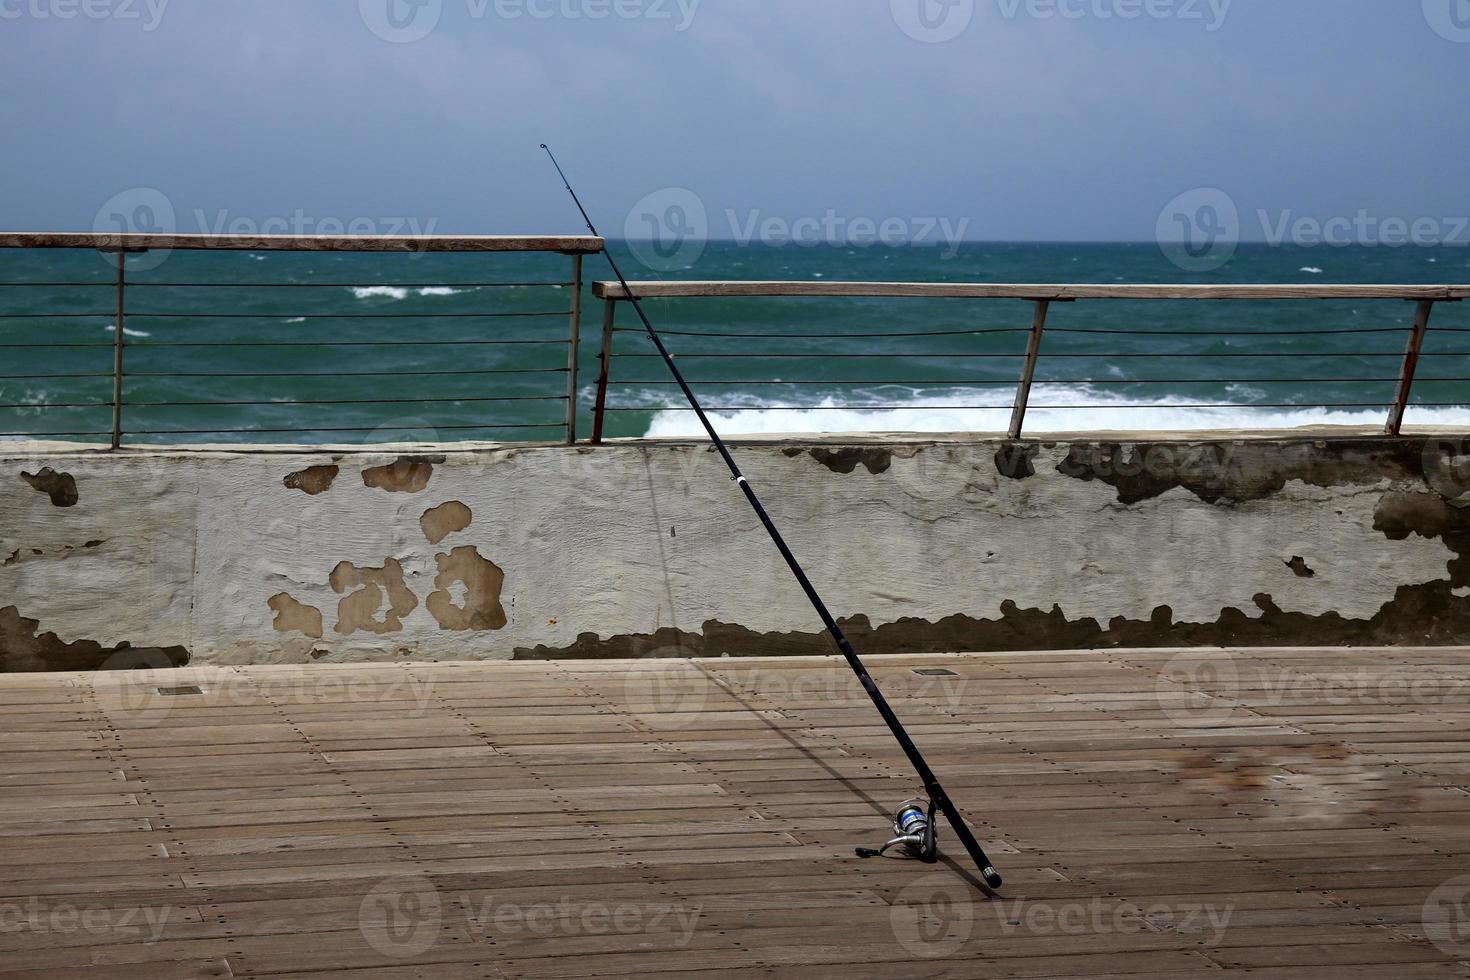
xmin=1 ymin=242 xmax=1466 ymax=444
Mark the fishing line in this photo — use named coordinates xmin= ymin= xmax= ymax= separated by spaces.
xmin=541 ymin=144 xmax=1004 ymax=890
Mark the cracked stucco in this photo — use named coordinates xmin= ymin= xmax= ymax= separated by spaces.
xmin=0 ymin=435 xmax=1463 ymax=668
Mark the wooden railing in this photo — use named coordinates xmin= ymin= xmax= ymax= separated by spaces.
xmin=2 ymin=247 xmax=1465 ymax=447
xmin=590 ymin=280 xmax=1469 ymax=441
xmin=0 ymin=233 xmax=601 ymax=447
xmin=6 ymin=232 xmax=602 ymax=253
xmin=594 ymin=282 xmax=1470 ymax=301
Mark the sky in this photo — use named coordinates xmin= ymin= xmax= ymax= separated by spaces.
xmin=2 ymin=0 xmax=1468 ymax=242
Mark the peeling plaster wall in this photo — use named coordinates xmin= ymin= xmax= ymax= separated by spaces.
xmin=0 ymin=453 xmax=197 ymax=670
xmin=2 ymin=434 xmax=1468 ymax=670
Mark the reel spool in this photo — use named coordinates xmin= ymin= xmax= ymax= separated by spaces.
xmin=855 ymin=798 xmax=938 ymax=863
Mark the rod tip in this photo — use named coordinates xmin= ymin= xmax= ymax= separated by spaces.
xmin=539 ymin=143 xmax=549 ymax=149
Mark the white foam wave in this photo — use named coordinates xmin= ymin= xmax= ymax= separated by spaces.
xmin=351 ymin=286 xmax=408 ymax=300
xmin=105 ymin=324 xmax=151 ymax=338
xmin=1300 ymin=266 xmax=1324 ymax=274
xmin=351 ymin=285 xmax=469 ymax=300
xmin=639 ymin=386 xmax=1470 ymax=437
xmin=6 ymin=386 xmax=53 ymax=412
xmin=284 ymin=317 xmax=307 ymax=324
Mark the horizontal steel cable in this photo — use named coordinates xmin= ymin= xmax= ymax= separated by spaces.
xmin=126 ymin=368 xmax=566 ymax=378
xmin=122 ymin=422 xmax=565 ymax=435
xmin=122 ymin=395 xmax=566 ymax=408
xmin=127 ymin=339 xmax=567 ymax=347
xmin=126 ymin=311 xmax=570 ymax=319
xmin=605 ymin=402 xmax=1404 ymax=412
xmin=607 ymin=377 xmax=1447 ymax=385
xmin=610 ymin=351 xmax=1432 ymax=359
xmin=125 ymin=281 xmax=569 ymax=288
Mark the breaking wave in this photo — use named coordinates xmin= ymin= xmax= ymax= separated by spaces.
xmin=637 ymin=386 xmax=1470 ymax=437
xmin=350 ymin=286 xmax=469 ymax=300
xmin=351 ymin=286 xmax=409 ymax=300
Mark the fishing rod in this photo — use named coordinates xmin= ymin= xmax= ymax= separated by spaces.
xmin=541 ymin=144 xmax=1003 ymax=891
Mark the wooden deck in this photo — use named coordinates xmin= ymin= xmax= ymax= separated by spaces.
xmin=3 ymin=647 xmax=1469 ymax=979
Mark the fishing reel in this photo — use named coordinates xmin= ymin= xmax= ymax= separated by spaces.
xmin=855 ymin=798 xmax=938 ymax=863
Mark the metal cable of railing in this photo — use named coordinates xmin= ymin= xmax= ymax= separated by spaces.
xmin=122 ymin=424 xmax=567 ymax=436
xmin=613 ymin=325 xmax=1410 ymax=337
xmin=126 ymin=311 xmax=571 ymax=319
xmin=125 ymin=369 xmax=568 ymax=377
xmin=127 ymin=340 xmax=569 ymax=347
xmin=606 ymin=377 xmax=1470 ymax=384
xmin=604 ymin=403 xmax=1425 ymax=412
xmin=127 ymin=281 xmax=571 ymax=288
xmin=0 ymin=233 xmax=601 ymax=446
xmin=607 ymin=351 xmax=1446 ymax=358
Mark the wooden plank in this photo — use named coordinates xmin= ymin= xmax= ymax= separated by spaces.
xmin=592 ymin=280 xmax=1468 ymax=301
xmin=0 ymin=649 xmax=1467 ymax=977
xmin=0 ymin=232 xmax=604 ymax=254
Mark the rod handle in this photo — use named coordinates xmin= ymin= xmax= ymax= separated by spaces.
xmin=936 ymin=795 xmax=1004 ymax=890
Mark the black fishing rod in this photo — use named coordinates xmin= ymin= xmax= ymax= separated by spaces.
xmin=541 ymin=144 xmax=1003 ymax=891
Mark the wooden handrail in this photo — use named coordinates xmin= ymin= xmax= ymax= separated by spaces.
xmin=0 ymin=232 xmax=604 ymax=254
xmin=594 ymin=281 xmax=1470 ymax=301
xmin=0 ymin=237 xmax=596 ymax=447
xmin=588 ymin=279 xmax=1469 ymax=441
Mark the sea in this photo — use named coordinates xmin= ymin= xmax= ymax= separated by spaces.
xmin=1 ymin=241 xmax=1467 ymax=445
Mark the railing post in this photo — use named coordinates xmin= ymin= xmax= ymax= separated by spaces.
xmin=1007 ymin=299 xmax=1050 ymax=440
xmin=591 ymin=297 xmax=617 ymax=444
xmin=111 ymin=251 xmax=126 ymax=450
xmin=565 ymin=254 xmax=583 ymax=445
xmin=1386 ymin=299 xmax=1436 ymax=437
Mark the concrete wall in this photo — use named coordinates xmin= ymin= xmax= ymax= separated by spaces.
xmin=4 ymin=432 xmax=1470 ymax=671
